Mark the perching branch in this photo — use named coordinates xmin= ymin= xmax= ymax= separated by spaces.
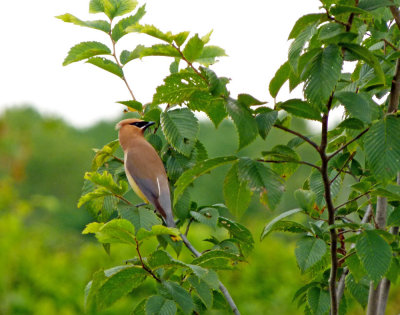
xmin=273 ymin=124 xmax=320 ymax=151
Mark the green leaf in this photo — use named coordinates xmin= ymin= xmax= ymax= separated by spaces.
xmin=337 ymin=118 xmax=365 ymax=130
xmin=295 ymin=237 xmax=327 ymax=273
xmin=388 ymin=206 xmax=400 ymax=226
xmin=238 ymin=158 xmax=284 ymax=210
xmin=356 ymin=230 xmax=392 ymax=283
xmin=56 ymin=14 xmax=110 ymax=33
xmin=223 ymin=162 xmax=252 ymax=217
xmin=330 ymin=5 xmax=370 ymax=15
xmin=97 ymin=265 xmax=146 ymax=310
xmin=87 ymin=219 xmax=136 ymax=245
xmin=188 ymin=276 xmax=213 ymax=309
xmin=307 ymin=287 xmax=330 ymax=315
xmin=346 ymin=274 xmax=369 ymax=307
xmin=84 ymin=171 xmax=128 ymax=195
xmin=261 ymin=208 xmax=303 ymax=240
xmin=278 ymin=99 xmax=321 ymax=121
xmin=153 ymin=69 xmax=208 ymax=106
xmin=262 ymin=145 xmax=301 ymax=179
xmin=136 ymin=225 xmax=180 ymax=241
xmin=346 ymin=252 xmax=366 ymax=282
xmin=183 ymin=34 xmax=205 ymax=62
xmin=89 ymin=0 xmax=105 ymax=14
xmin=358 ymin=0 xmax=394 ymax=11
xmin=162 ymin=281 xmax=194 ymax=314
xmin=116 ymin=100 xmax=142 ymax=112
xmin=196 ymin=45 xmax=226 ymax=66
xmin=192 ymin=250 xmax=242 ymax=268
xmin=340 ymin=43 xmax=385 ymax=84
xmin=386 ymin=257 xmax=399 ymax=284
xmin=289 ymin=13 xmax=325 ymax=39
xmin=86 ymin=57 xmax=124 ymax=78
xmin=263 ymin=220 xmax=310 ymax=237
xmin=63 ymin=41 xmax=111 ymax=66
xmin=334 ymin=92 xmax=379 ymax=124
xmin=133 ymin=299 xmax=147 ymax=314
xmin=237 ymin=94 xmax=266 ymax=107
xmin=146 ymin=296 xmax=176 ymax=315
xmin=111 ymin=5 xmax=146 ymax=42
xmin=304 ymin=44 xmax=342 ymax=108
xmin=173 ymin=31 xmax=190 ymax=47
xmin=225 ymin=98 xmax=258 ymax=150
xmin=190 ymin=207 xmax=219 ymax=228
xmin=218 ymin=217 xmax=254 ymax=254
xmin=309 ymin=169 xmax=341 ymax=207
xmin=105 ymin=0 xmax=138 ymax=19
xmin=161 ymin=108 xmax=199 ymax=157
xmin=294 ymin=189 xmax=316 ymax=213
xmin=289 ymin=24 xmax=317 ymax=72
xmin=173 ymin=156 xmax=237 ymax=206
xmin=365 ymin=116 xmax=400 ymax=181
xmin=91 ymin=139 xmax=120 ymax=171
xmin=118 ymin=205 xmax=162 ymax=232
xmin=269 ymin=61 xmax=291 ymax=98
xmin=318 ymin=23 xmax=346 ymax=42
xmin=255 ymin=109 xmax=278 ymax=139
xmin=126 ymin=24 xmax=174 ymax=43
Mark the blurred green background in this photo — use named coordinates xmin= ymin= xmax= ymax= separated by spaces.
xmin=0 ymin=106 xmax=399 ymax=315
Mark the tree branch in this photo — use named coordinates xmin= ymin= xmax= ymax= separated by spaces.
xmin=273 ymin=124 xmax=320 ymax=151
xmin=327 ymin=128 xmax=370 ymax=161
xmin=390 ymin=4 xmax=400 ymax=30
xmin=319 ymin=110 xmax=339 ymax=315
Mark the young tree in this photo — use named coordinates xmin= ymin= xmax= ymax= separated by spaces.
xmin=58 ymin=0 xmax=400 ymax=314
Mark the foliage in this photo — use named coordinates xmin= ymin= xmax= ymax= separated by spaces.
xmin=57 ymin=0 xmax=400 ymax=314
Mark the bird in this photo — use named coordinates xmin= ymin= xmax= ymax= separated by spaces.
xmin=116 ymin=118 xmax=176 ymax=227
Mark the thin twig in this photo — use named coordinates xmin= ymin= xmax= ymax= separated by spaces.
xmin=257 ymin=159 xmax=320 ymax=170
xmin=330 ymin=152 xmax=356 ymax=185
xmin=328 ymin=128 xmax=370 ymax=161
xmin=107 ymin=27 xmax=141 ymax=116
xmin=273 ymin=124 xmax=320 ymax=151
xmin=334 ymin=191 xmax=370 ymax=211
xmin=185 ymin=218 xmax=194 ymax=236
xmin=112 ymin=155 xmax=124 ymax=164
xmin=135 ymin=238 xmax=161 ymax=282
xmin=325 ymin=10 xmax=351 ymax=28
xmin=171 ymin=43 xmax=209 ymax=83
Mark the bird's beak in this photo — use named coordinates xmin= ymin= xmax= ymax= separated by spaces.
xmin=142 ymin=121 xmax=155 ymax=130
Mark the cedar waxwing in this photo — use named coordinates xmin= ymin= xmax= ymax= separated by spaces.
xmin=116 ymin=118 xmax=175 ymax=227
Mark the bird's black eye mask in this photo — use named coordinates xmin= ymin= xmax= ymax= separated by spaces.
xmin=130 ymin=121 xmax=155 ymax=130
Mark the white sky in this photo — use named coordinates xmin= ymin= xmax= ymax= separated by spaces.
xmin=0 ymin=0 xmax=322 ymax=127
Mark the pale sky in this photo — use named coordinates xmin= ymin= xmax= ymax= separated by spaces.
xmin=1 ymin=0 xmax=321 ymax=127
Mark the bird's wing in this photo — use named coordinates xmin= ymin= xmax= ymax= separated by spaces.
xmin=125 ymin=147 xmax=173 ymax=225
